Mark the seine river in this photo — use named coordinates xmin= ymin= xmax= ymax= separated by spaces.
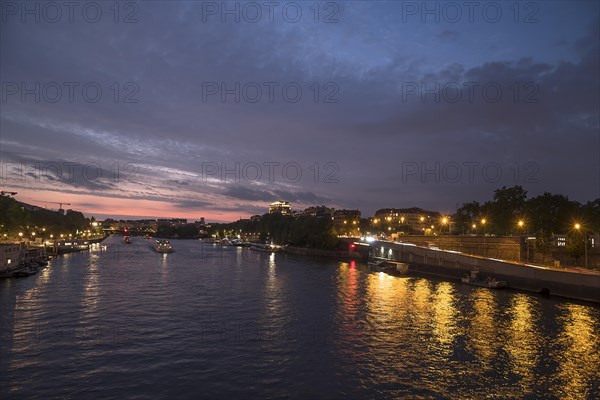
xmin=1 ymin=236 xmax=599 ymax=399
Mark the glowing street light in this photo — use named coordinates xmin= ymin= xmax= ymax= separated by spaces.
xmin=574 ymin=223 xmax=588 ymax=269
xmin=441 ymin=217 xmax=451 ymax=234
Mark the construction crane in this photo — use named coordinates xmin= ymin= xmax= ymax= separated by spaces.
xmin=30 ymin=199 xmax=71 ymax=212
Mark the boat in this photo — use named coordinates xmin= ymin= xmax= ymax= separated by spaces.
xmin=123 ymin=236 xmax=132 ymax=244
xmin=154 ymin=239 xmax=173 ymax=253
xmin=143 ymin=234 xmax=151 ymax=240
xmin=389 ymin=261 xmax=409 ymax=274
xmin=368 ymin=259 xmax=398 ymax=273
xmin=249 ymin=243 xmax=278 ymax=253
xmin=0 ymin=267 xmax=22 ymax=279
xmin=461 ymin=268 xmax=507 ymax=289
xmin=13 ymin=265 xmax=38 ymax=278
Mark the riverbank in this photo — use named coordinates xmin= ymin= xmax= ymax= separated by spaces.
xmin=405 ymin=261 xmax=600 ymax=304
xmin=283 ymin=245 xmax=366 ymax=259
xmin=372 ymin=240 xmax=600 ymax=304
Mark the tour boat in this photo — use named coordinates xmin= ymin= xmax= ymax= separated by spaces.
xmin=154 ymin=240 xmax=173 ymax=253
xmin=461 ymin=269 xmax=507 ymax=289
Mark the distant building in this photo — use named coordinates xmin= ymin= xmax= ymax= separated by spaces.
xmin=552 ymin=233 xmax=600 ymax=248
xmin=303 ymin=205 xmax=335 ymax=218
xmin=373 ymin=207 xmax=440 ymax=233
xmin=553 ymin=234 xmax=567 ymax=247
xmin=0 ymin=243 xmax=22 ymax=272
xmin=269 ymin=201 xmax=291 ymax=215
xmin=157 ymin=218 xmax=188 ymax=226
xmin=333 ymin=209 xmax=361 ymax=236
xmin=250 ymin=215 xmax=263 ymax=222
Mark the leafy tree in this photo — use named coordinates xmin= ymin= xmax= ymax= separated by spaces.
xmin=486 ymin=186 xmax=528 ymax=235
xmin=566 ymin=231 xmax=585 ymax=263
xmin=453 ymin=201 xmax=481 ymax=234
xmin=534 ymin=230 xmax=554 ymax=263
xmin=526 ymin=193 xmax=578 ymax=234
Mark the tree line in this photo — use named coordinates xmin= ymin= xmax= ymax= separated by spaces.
xmin=0 ymin=195 xmax=91 ymax=235
xmin=453 ymin=186 xmax=598 ymax=235
xmin=210 ymin=213 xmax=339 ymax=249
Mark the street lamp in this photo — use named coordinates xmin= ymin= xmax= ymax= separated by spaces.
xmin=574 ymin=223 xmax=588 ymax=269
xmin=441 ymin=217 xmax=450 ymax=234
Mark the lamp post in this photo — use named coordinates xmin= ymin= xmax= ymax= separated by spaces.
xmin=518 ymin=220 xmax=530 ymax=261
xmin=442 ymin=217 xmax=450 ymax=234
xmin=574 ymin=223 xmax=588 ymax=269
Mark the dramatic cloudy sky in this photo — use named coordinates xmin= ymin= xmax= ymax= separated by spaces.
xmin=1 ymin=1 xmax=598 ymax=221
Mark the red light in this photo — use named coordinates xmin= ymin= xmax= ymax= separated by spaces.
xmin=350 ymin=244 xmax=355 ymax=249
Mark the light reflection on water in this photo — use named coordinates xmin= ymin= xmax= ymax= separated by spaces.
xmin=554 ymin=304 xmax=600 ymax=400
xmin=1 ymin=236 xmax=599 ymax=399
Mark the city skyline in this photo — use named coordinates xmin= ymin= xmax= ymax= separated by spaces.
xmin=1 ymin=1 xmax=598 ymax=221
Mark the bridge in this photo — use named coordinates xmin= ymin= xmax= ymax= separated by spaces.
xmin=370 ymin=240 xmax=600 ymax=304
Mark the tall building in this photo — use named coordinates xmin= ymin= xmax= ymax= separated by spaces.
xmin=269 ymin=201 xmax=291 ymax=215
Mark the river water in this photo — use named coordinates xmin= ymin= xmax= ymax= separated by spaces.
xmin=1 ymin=236 xmax=599 ymax=399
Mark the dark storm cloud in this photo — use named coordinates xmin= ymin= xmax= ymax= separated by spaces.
xmin=223 ymin=186 xmax=274 ymax=202
xmin=272 ymin=190 xmax=330 ymax=204
xmin=1 ymin=153 xmax=118 ymax=191
xmin=223 ymin=185 xmax=330 ymax=205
